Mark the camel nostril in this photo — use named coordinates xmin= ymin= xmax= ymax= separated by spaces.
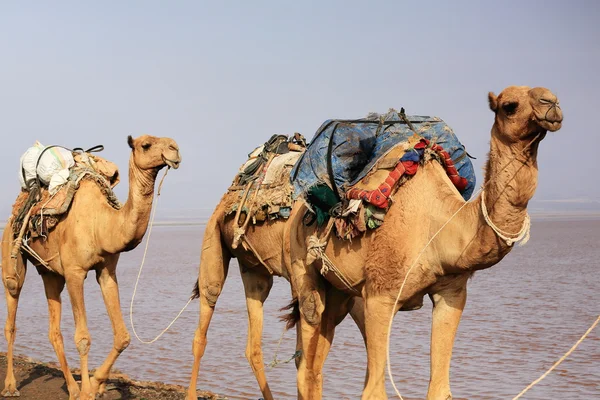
xmin=539 ymin=98 xmax=557 ymax=106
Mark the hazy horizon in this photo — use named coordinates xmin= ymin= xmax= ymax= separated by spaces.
xmin=2 ymin=1 xmax=599 ymax=221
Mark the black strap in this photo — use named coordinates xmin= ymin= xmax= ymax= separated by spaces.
xmin=399 ymin=108 xmax=418 ymax=135
xmin=73 ymin=144 xmax=104 ymax=153
xmin=326 ymin=122 xmax=341 ymax=201
xmin=292 ymin=120 xmax=336 ymax=181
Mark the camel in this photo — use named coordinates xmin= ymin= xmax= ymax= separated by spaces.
xmin=1 ymin=135 xmax=181 ymax=400
xmin=187 ymin=146 xmax=366 ymax=400
xmin=285 ymin=86 xmax=563 ymax=399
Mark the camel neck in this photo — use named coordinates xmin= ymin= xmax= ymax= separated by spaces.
xmin=104 ymin=155 xmax=158 ymax=253
xmin=479 ymin=129 xmax=539 ymax=236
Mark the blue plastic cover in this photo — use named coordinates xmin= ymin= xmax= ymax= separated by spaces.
xmin=291 ymin=109 xmax=476 ymax=202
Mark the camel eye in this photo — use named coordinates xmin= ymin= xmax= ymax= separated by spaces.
xmin=141 ymin=143 xmax=152 ymax=150
xmin=502 ymin=102 xmax=518 ymax=116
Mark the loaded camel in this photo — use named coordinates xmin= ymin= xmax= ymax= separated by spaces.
xmin=1 ymin=135 xmax=181 ymax=400
xmin=187 ymin=141 xmax=366 ymax=400
xmin=286 ymin=86 xmax=563 ymax=399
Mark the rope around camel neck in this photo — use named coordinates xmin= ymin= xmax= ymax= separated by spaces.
xmin=385 ymin=133 xmax=598 ymax=398
xmin=129 ymin=167 xmax=193 ymax=344
xmin=481 ymin=190 xmax=531 ymax=246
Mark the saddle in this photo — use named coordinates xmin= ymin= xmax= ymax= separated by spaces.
xmin=291 ymin=108 xmax=477 ymax=239
xmin=10 ymin=152 xmax=121 ymax=239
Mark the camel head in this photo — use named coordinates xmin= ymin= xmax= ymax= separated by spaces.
xmin=127 ymin=135 xmax=181 ymax=170
xmin=488 ymin=86 xmax=563 ymax=142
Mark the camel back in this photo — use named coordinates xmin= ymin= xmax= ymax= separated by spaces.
xmin=290 ymin=109 xmax=476 ymax=238
xmin=225 ymin=134 xmax=306 ymax=225
xmin=11 ymin=152 xmax=121 ymax=238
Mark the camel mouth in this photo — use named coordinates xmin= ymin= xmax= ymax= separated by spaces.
xmin=535 ymin=116 xmax=562 ymax=132
xmin=163 ymin=156 xmax=181 ymax=169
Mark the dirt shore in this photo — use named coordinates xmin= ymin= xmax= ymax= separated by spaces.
xmin=0 ymin=353 xmax=226 ymax=400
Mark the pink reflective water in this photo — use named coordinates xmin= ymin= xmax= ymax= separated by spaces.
xmin=1 ymin=219 xmax=598 ymax=399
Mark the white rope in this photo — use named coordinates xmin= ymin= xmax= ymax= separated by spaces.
xmin=129 ymin=167 xmax=193 ymax=344
xmin=307 ymin=229 xmax=360 ymax=294
xmin=512 ymin=314 xmax=600 ymax=399
xmin=481 ymin=190 xmax=531 ymax=246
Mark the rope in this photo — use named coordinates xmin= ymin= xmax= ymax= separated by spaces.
xmin=129 ymin=167 xmax=193 ymax=344
xmin=240 ymin=235 xmax=274 ymax=275
xmin=512 ymin=314 xmax=600 ymax=399
xmin=385 ymin=133 xmax=590 ymax=399
xmin=306 ymin=219 xmax=360 ymax=294
xmin=481 ymin=190 xmax=531 ymax=246
xmin=265 ymin=324 xmax=302 ymax=369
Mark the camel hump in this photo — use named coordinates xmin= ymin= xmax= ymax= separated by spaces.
xmin=11 ymin=148 xmax=122 ymax=239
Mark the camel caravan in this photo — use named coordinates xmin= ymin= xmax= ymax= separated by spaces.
xmin=1 ymin=86 xmax=564 ymax=400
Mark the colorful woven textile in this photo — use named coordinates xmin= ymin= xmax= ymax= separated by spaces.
xmin=346 ymin=139 xmax=468 ymax=209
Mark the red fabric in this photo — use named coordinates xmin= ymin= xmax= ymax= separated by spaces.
xmin=346 ymin=138 xmax=468 ymax=209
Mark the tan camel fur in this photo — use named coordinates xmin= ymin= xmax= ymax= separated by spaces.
xmin=286 ymin=86 xmax=563 ymax=400
xmin=1 ymin=135 xmax=181 ymax=400
xmin=187 ymin=176 xmax=367 ymax=400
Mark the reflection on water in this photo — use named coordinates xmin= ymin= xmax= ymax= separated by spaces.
xmin=1 ymin=219 xmax=598 ymax=399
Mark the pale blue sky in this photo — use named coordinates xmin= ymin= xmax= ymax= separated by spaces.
xmin=1 ymin=1 xmax=599 ymax=219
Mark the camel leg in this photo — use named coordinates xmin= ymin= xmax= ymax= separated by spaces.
xmin=295 ymin=283 xmax=325 ymax=400
xmin=296 ymin=285 xmax=350 ymax=400
xmin=348 ymin=296 xmax=369 ymax=387
xmin=240 ymin=265 xmax=274 ymax=400
xmin=187 ymin=219 xmax=231 ymax=400
xmin=88 ymin=264 xmax=131 ymax=396
xmin=1 ymin=230 xmax=26 ymax=398
xmin=426 ymin=282 xmax=467 ymax=400
xmin=361 ymin=294 xmax=400 ymax=400
xmin=65 ymin=270 xmax=94 ymax=400
xmin=40 ymin=273 xmax=80 ymax=399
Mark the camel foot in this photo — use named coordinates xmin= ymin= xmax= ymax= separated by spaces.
xmin=95 ymin=382 xmax=107 ymax=399
xmin=1 ymin=388 xmax=20 ymax=397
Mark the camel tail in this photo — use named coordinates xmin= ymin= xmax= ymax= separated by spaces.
xmin=279 ymin=297 xmax=300 ymax=330
xmin=190 ymin=280 xmax=200 ymax=300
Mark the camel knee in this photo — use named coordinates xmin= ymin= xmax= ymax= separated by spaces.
xmin=75 ymin=336 xmax=91 ymax=356
xmin=245 ymin=344 xmax=263 ymax=368
xmin=114 ymin=331 xmax=130 ymax=353
xmin=202 ymin=282 xmax=223 ymax=306
xmin=192 ymin=329 xmax=207 ymax=358
xmin=4 ymin=323 xmax=15 ymax=341
xmin=48 ymin=327 xmax=63 ymax=347
xmin=4 ymin=277 xmax=20 ymax=297
xmin=299 ymin=290 xmax=324 ymax=326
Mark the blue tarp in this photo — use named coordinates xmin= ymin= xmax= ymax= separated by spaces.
xmin=291 ymin=109 xmax=476 ymax=202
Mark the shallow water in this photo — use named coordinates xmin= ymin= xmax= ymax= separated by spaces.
xmin=1 ymin=219 xmax=598 ymax=399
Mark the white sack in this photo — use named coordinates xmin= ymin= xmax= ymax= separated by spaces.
xmin=19 ymin=141 xmax=44 ymax=189
xmin=36 ymin=146 xmax=74 ymax=185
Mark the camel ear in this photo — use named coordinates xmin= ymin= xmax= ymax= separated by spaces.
xmin=127 ymin=135 xmax=134 ymax=149
xmin=488 ymin=92 xmax=498 ymax=112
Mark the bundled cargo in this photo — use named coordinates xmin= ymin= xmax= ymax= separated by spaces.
xmin=19 ymin=142 xmax=75 ymax=189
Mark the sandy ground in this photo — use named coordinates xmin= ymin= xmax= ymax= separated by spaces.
xmin=0 ymin=353 xmax=226 ymax=400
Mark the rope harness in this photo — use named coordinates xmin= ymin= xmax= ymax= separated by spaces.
xmin=481 ymin=190 xmax=531 ymax=246
xmin=306 ymin=218 xmax=360 ymax=294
